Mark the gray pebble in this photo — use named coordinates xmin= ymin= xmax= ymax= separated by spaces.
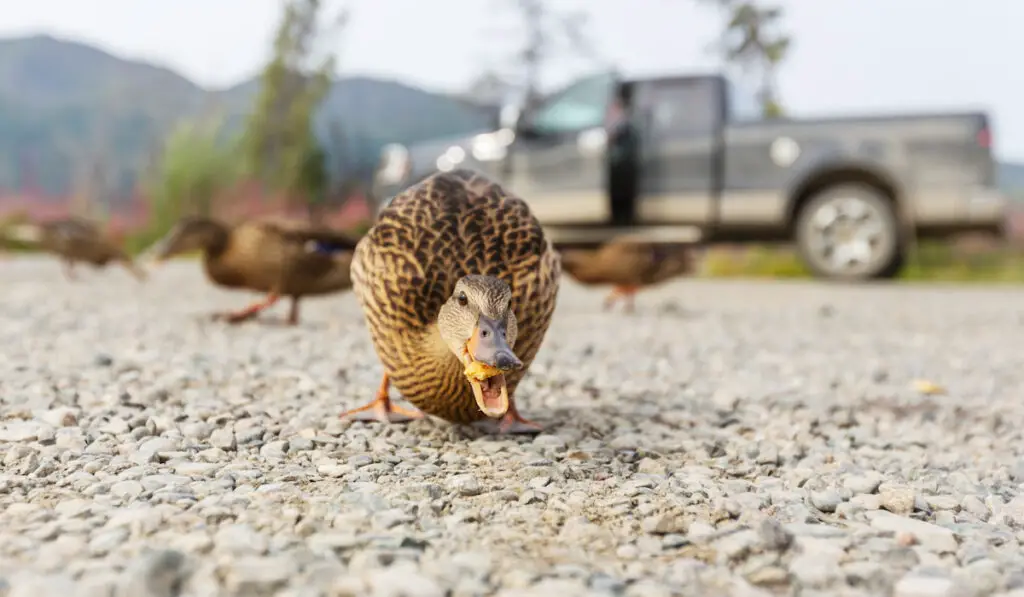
xmin=811 ymin=489 xmax=843 ymax=513
xmin=2 ymin=264 xmax=1024 ymax=596
xmin=449 ymin=474 xmax=482 ymax=496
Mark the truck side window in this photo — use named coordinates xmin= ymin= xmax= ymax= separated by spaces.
xmin=726 ymin=78 xmax=761 ymax=123
xmin=646 ymin=80 xmax=719 ymax=136
xmin=530 ymin=73 xmax=616 ymax=136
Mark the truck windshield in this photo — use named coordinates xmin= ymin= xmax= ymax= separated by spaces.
xmin=726 ymin=78 xmax=761 ymax=123
xmin=530 ymin=72 xmax=617 ymax=135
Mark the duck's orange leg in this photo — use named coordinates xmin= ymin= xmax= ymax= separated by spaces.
xmin=287 ymin=297 xmax=301 ymax=325
xmin=620 ymin=285 xmax=639 ymax=313
xmin=62 ymin=259 xmax=78 ymax=281
xmin=604 ymin=285 xmax=639 ymax=312
xmin=121 ymin=259 xmax=148 ymax=282
xmin=213 ymin=293 xmax=280 ymax=324
xmin=497 ymin=399 xmax=543 ymax=434
xmin=340 ymin=373 xmax=425 ymax=424
xmin=602 ymin=287 xmax=622 ymax=311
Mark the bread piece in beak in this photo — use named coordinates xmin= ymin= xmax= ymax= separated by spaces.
xmin=462 ymin=315 xmax=523 ymax=418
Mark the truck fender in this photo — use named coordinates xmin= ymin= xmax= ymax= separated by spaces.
xmin=783 ymin=156 xmax=903 ymax=228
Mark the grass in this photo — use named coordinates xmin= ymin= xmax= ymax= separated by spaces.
xmin=5 ymin=212 xmax=1022 ymax=283
xmin=699 ymin=240 xmax=1024 ymax=283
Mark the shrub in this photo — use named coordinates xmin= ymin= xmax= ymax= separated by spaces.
xmin=128 ymin=114 xmax=246 ymax=254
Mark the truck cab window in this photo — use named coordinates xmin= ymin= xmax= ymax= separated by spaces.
xmin=642 ymin=79 xmax=720 ymax=136
xmin=530 ymin=72 xmax=616 ymax=136
xmin=726 ymin=78 xmax=761 ymax=123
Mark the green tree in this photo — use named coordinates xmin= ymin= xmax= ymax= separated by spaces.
xmin=701 ymin=0 xmax=791 ymax=118
xmin=242 ymin=0 xmax=346 ymax=215
xmin=484 ymin=0 xmax=604 ymax=114
xmin=134 ymin=114 xmax=244 ymax=252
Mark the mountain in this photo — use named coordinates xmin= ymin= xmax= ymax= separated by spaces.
xmin=0 ymin=34 xmax=1021 ymax=202
xmin=0 ymin=34 xmax=495 ymax=199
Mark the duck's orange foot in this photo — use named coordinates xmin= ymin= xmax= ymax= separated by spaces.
xmin=340 ymin=399 xmax=424 ymax=424
xmin=472 ymin=400 xmax=543 ymax=435
xmin=340 ymin=373 xmax=425 ymax=424
xmin=212 ymin=294 xmax=280 ymax=325
xmin=210 ymin=310 xmax=259 ymax=325
xmin=498 ymin=411 xmax=544 ymax=435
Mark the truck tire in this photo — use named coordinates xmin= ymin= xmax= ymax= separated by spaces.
xmin=794 ymin=184 xmax=905 ymax=281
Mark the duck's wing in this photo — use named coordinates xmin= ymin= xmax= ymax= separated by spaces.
xmin=269 ymin=222 xmax=361 ymax=255
xmin=51 ymin=218 xmax=102 ymax=240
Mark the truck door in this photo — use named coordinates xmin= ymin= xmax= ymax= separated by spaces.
xmin=633 ymin=77 xmax=722 ymax=226
xmin=508 ymin=72 xmax=617 ymax=225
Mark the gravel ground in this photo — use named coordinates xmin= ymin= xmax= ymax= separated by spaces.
xmin=2 ymin=255 xmax=1024 ymax=597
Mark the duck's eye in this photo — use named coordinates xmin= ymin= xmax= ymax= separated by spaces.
xmin=456 ymin=292 xmax=468 ymax=307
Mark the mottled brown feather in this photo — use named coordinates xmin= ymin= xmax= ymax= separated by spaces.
xmin=558 ymin=237 xmax=697 ymax=288
xmin=18 ymin=217 xmax=138 ymax=269
xmin=351 ymin=168 xmax=561 ymax=423
xmin=156 ymin=216 xmax=359 ymax=298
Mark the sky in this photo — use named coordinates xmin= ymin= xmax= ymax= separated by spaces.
xmin=1 ymin=0 xmax=1022 ymax=161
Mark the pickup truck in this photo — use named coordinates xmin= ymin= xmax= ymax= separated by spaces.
xmin=370 ymin=70 xmax=1007 ymax=280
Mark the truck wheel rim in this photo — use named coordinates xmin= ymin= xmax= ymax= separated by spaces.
xmin=805 ymin=196 xmax=892 ymax=275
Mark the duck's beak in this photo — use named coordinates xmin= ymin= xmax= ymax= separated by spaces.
xmin=464 ymin=315 xmax=522 ymax=418
xmin=136 ymin=237 xmax=173 ymax=268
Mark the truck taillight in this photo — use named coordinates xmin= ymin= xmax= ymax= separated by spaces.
xmin=977 ymin=126 xmax=992 ymax=149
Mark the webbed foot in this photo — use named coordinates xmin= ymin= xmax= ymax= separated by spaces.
xmin=340 ymin=373 xmax=425 ymax=425
xmin=472 ymin=401 xmax=543 ymax=435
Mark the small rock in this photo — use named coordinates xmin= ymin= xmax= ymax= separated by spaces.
xmin=925 ymin=495 xmax=960 ymax=511
xmin=850 ymin=494 xmax=882 ymax=510
xmin=810 ymin=489 xmax=842 ymax=513
xmin=868 ymin=511 xmax=958 ymax=553
xmin=39 ymin=408 xmax=78 ymax=428
xmin=758 ymin=518 xmax=793 ymax=551
xmin=788 ymin=553 xmax=840 ymax=589
xmin=449 ymin=474 xmax=482 ymax=497
xmin=209 ymin=428 xmax=236 ymax=451
xmin=844 ymin=473 xmax=884 ymax=495
xmin=118 ymin=549 xmax=190 ymax=597
xmin=224 ymin=556 xmax=296 ymax=594
xmin=892 ymin=573 xmax=966 ymax=597
xmin=961 ymin=495 xmax=988 ymax=518
xmin=880 ymin=484 xmax=917 ymax=515
xmin=1003 ymin=495 xmax=1024 ymax=526
xmin=214 ymin=524 xmax=268 ymax=555
xmin=636 ymin=458 xmax=667 ymax=476
xmin=89 ymin=528 xmax=129 ymax=556
xmin=533 ymin=434 xmax=566 ymax=450
xmin=712 ymin=389 xmax=739 ymax=412
xmin=110 ymin=480 xmax=145 ymax=500
xmin=755 ymin=443 xmax=780 ymax=465
xmin=746 ymin=566 xmax=789 ymax=587
xmin=364 ymin=563 xmax=443 ymax=597
xmin=641 ymin=514 xmax=687 ymax=535
xmin=260 ymin=440 xmax=289 ymax=460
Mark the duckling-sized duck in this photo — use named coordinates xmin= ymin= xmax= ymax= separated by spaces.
xmin=3 ymin=216 xmax=147 ymax=281
xmin=558 ymin=237 xmax=698 ymax=312
xmin=141 ymin=215 xmax=360 ymax=325
xmin=340 ymin=168 xmax=561 ymax=434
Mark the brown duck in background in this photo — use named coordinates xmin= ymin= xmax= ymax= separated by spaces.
xmin=140 ymin=215 xmax=360 ymax=325
xmin=341 ymin=168 xmax=561 ymax=434
xmin=2 ymin=216 xmax=147 ymax=281
xmin=558 ymin=237 xmax=699 ymax=312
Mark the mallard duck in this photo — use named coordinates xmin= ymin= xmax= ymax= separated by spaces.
xmin=140 ymin=215 xmax=360 ymax=325
xmin=558 ymin=238 xmax=698 ymax=312
xmin=2 ymin=216 xmax=146 ymax=281
xmin=340 ymin=168 xmax=561 ymax=434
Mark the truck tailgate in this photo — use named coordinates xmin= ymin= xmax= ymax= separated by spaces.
xmin=901 ymin=112 xmax=996 ymax=188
